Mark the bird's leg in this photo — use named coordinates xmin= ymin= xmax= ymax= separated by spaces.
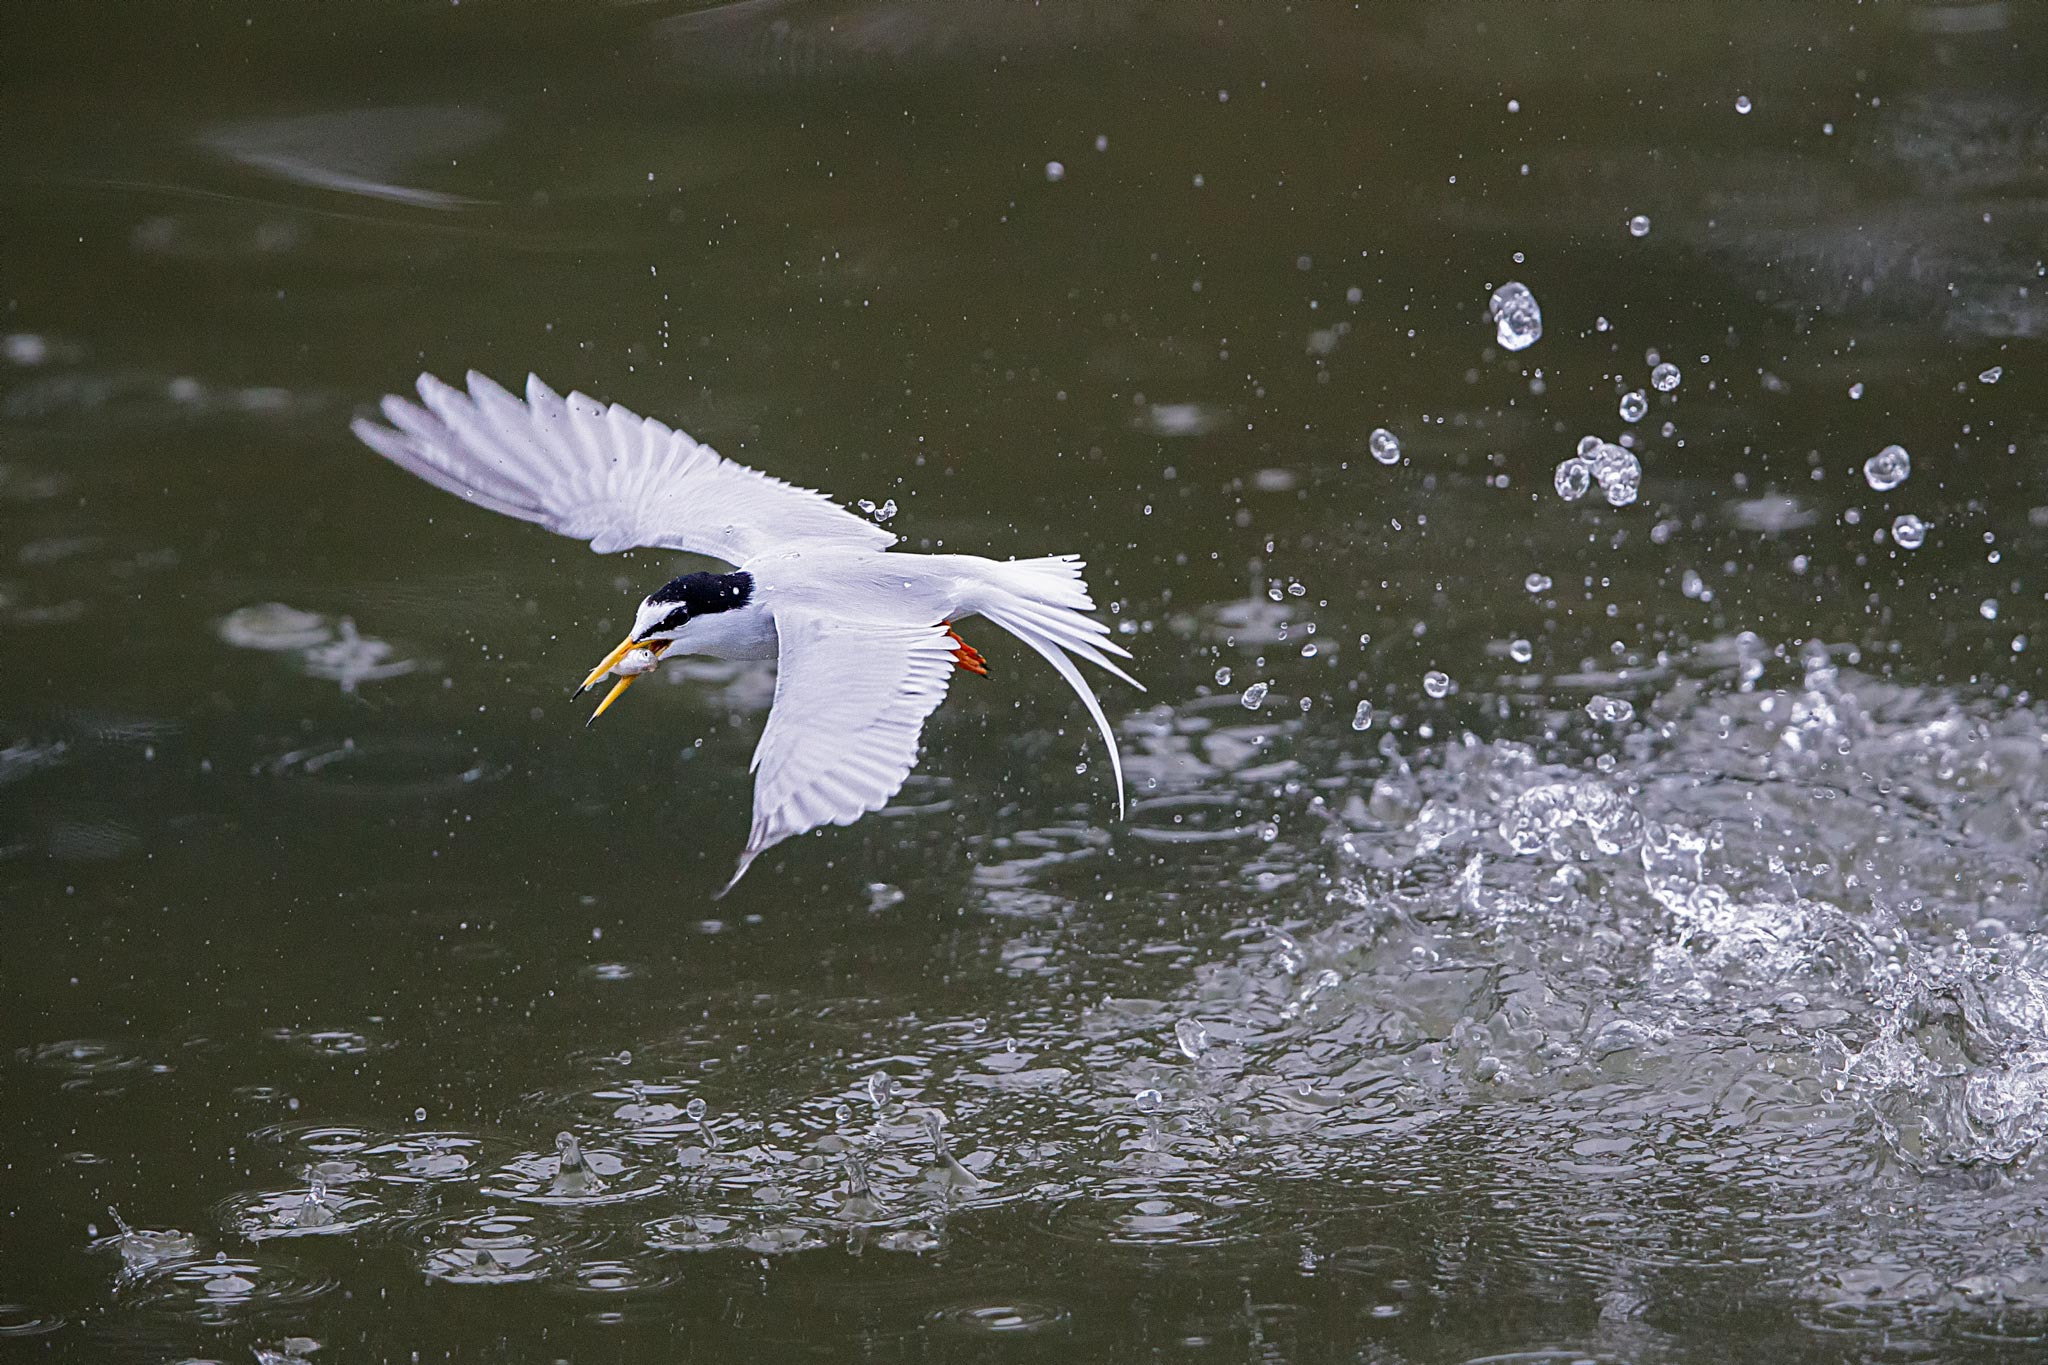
xmin=941 ymin=622 xmax=989 ymax=678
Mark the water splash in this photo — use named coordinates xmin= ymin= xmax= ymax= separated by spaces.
xmin=549 ymin=1132 xmax=607 ymax=1197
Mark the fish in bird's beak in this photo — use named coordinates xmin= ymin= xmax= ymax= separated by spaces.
xmin=576 ymin=634 xmax=667 ymax=726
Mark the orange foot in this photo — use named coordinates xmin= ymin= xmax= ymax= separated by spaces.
xmin=942 ymin=622 xmax=989 ymax=677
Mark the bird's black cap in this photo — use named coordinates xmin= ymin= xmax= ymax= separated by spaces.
xmin=646 ymin=570 xmax=753 ymax=631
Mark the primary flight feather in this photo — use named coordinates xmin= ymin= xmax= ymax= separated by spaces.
xmin=351 ymin=370 xmax=1141 ymax=890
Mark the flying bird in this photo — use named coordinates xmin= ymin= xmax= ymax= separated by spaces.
xmin=350 ymin=371 xmax=1140 ymax=890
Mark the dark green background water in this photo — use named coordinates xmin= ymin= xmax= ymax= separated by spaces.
xmin=6 ymin=3 xmax=2048 ymax=1361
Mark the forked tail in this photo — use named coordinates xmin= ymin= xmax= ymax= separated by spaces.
xmin=972 ymin=555 xmax=1143 ymax=815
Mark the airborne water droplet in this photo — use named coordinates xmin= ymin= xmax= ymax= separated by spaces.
xmin=1240 ymin=681 xmax=1270 ymax=710
xmin=1554 ymin=457 xmax=1592 ymax=501
xmin=1590 ymin=443 xmax=1642 ymax=507
xmin=1585 ymin=695 xmax=1635 ymax=724
xmin=1488 ymin=281 xmax=1542 ymax=351
xmin=1863 ymin=444 xmax=1911 ymax=491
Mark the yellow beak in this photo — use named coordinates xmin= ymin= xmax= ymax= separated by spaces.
xmin=577 ymin=634 xmax=668 ymax=727
xmin=577 ymin=633 xmax=643 ymax=697
xmin=586 ymin=673 xmax=640 ymax=726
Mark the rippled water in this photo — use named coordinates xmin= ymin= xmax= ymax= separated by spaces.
xmin=5 ymin=2 xmax=2048 ymax=1361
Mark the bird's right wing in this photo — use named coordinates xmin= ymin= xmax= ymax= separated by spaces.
xmin=725 ymin=608 xmax=957 ymax=891
xmin=350 ymin=370 xmax=895 ymax=562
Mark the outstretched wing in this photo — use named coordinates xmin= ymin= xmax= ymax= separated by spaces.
xmin=350 ymin=370 xmax=895 ymax=561
xmin=726 ymin=608 xmax=956 ymax=891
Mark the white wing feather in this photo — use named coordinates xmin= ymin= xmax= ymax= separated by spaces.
xmin=726 ymin=610 xmax=956 ymax=891
xmin=350 ymin=370 xmax=895 ymax=562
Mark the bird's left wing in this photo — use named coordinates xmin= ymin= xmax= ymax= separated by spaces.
xmin=350 ymin=370 xmax=895 ymax=561
xmin=725 ymin=608 xmax=957 ymax=891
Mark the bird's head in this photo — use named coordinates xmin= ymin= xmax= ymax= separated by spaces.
xmin=575 ymin=571 xmax=754 ymax=724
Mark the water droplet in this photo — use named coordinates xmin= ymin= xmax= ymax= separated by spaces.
xmin=1240 ymin=681 xmax=1270 ymax=710
xmin=1299 ymin=642 xmax=1318 ymax=658
xmin=1214 ymin=666 xmax=1233 ymax=687
xmin=1508 ymin=638 xmax=1533 ymax=664
xmin=413 ymin=1108 xmax=427 ymax=1123
xmin=1619 ymin=389 xmax=1648 ymax=423
xmin=1628 ymin=214 xmax=1651 ymax=238
xmin=1044 ymin=161 xmax=1065 ymax=182
xmin=1368 ymin=427 xmax=1401 ymax=464
xmin=1590 ymin=442 xmax=1642 ymax=507
xmin=684 ymin=1097 xmax=707 ymax=1122
xmin=1863 ymin=444 xmax=1911 ymax=491
xmin=1576 ymin=434 xmax=1601 ymax=457
xmin=1524 ymin=572 xmax=1552 ymax=594
xmin=855 ymin=497 xmax=898 ymax=523
xmin=1350 ymin=700 xmax=1374 ymax=731
xmin=1735 ymin=94 xmax=1753 ymax=114
xmin=1422 ymin=671 xmax=1452 ymax=699
xmin=1585 ymin=695 xmax=1635 ymax=724
xmin=1651 ymin=362 xmax=1681 ymax=392
xmin=1980 ymin=599 xmax=2000 ymax=621
xmin=1849 ymin=381 xmax=1865 ymax=400
xmin=1554 ymin=457 xmax=1592 ymax=501
xmin=1488 ymin=281 xmax=1542 ymax=351
xmin=1174 ymin=1019 xmax=1209 ymax=1060
xmin=867 ymin=1072 xmax=895 ymax=1110
xmin=1979 ymin=365 xmax=2003 ymax=384
xmin=1134 ymin=1088 xmax=1162 ymax=1112
xmin=1891 ymin=514 xmax=1926 ymax=549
